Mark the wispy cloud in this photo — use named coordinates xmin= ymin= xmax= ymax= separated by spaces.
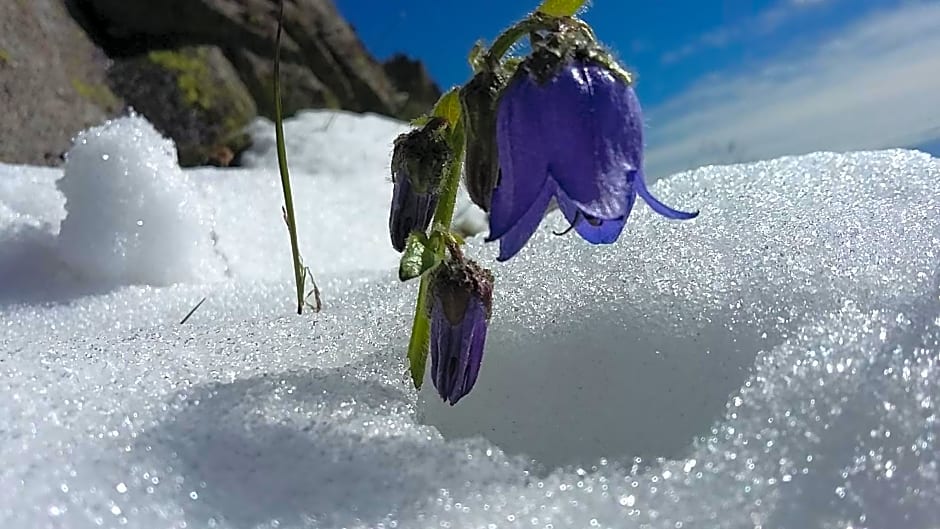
xmin=660 ymin=0 xmax=835 ymax=64
xmin=645 ymin=2 xmax=940 ymax=179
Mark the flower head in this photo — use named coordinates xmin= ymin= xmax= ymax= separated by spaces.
xmin=460 ymin=69 xmax=504 ymax=211
xmin=389 ymin=117 xmax=451 ymax=252
xmin=428 ymin=253 xmax=494 ymax=405
xmin=487 ymin=37 xmax=698 ymax=261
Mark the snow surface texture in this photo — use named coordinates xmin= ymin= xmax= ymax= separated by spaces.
xmin=1 ymin=112 xmax=938 ymax=529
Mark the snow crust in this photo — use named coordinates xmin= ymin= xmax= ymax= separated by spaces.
xmin=1 ymin=112 xmax=938 ymax=529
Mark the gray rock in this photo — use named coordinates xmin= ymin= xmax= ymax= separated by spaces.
xmin=77 ymin=0 xmax=403 ymax=116
xmin=383 ymin=54 xmax=443 ymax=120
xmin=227 ymin=47 xmax=339 ymax=120
xmin=0 ymin=0 xmax=122 ymax=166
xmin=108 ymin=46 xmax=256 ymax=167
xmin=0 ymin=0 xmax=442 ymax=168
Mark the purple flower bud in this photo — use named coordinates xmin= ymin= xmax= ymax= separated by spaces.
xmin=389 ymin=117 xmax=451 ymax=252
xmin=460 ymin=69 xmax=503 ymax=211
xmin=487 ymin=45 xmax=698 ymax=261
xmin=428 ymin=255 xmax=494 ymax=405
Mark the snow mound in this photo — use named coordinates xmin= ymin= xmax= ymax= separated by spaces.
xmin=0 ymin=112 xmax=418 ymax=302
xmin=57 ymin=116 xmax=223 ymax=286
xmin=1 ymin=112 xmax=938 ymax=529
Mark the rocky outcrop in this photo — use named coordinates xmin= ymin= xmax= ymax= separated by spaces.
xmin=75 ymin=0 xmax=407 ymax=118
xmin=0 ymin=0 xmax=441 ymax=167
xmin=108 ymin=47 xmax=256 ymax=166
xmin=0 ymin=0 xmax=122 ymax=166
xmin=384 ymin=54 xmax=443 ymax=120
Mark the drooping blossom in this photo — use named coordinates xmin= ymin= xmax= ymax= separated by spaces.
xmin=487 ymin=43 xmax=698 ymax=261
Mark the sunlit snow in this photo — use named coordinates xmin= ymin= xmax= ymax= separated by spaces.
xmin=1 ymin=111 xmax=937 ymax=529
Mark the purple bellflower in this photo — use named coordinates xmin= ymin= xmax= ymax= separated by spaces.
xmin=486 ymin=40 xmax=698 ymax=261
xmin=389 ymin=117 xmax=451 ymax=252
xmin=428 ymin=253 xmax=494 ymax=405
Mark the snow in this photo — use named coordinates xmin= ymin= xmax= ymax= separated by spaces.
xmin=57 ymin=117 xmax=223 ymax=286
xmin=1 ymin=112 xmax=938 ymax=529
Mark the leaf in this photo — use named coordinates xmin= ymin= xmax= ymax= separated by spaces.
xmin=274 ymin=0 xmax=312 ymax=315
xmin=407 ymin=275 xmax=433 ymax=389
xmin=399 ymin=232 xmax=440 ymax=282
xmin=431 ymin=88 xmax=463 ymax=130
xmin=409 ymin=115 xmax=431 ymax=127
xmin=537 ymin=0 xmax=587 ymax=17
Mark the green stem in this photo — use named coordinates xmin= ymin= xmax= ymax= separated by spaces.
xmin=274 ymin=0 xmax=307 ymax=315
xmin=407 ymin=273 xmax=432 ymax=387
xmin=405 ymin=107 xmax=465 ymax=389
xmin=431 ymin=121 xmax=467 ymax=231
xmin=483 ymin=5 xmax=592 ymax=70
xmin=484 ymin=18 xmax=544 ymax=68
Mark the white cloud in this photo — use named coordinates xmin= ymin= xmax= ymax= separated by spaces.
xmin=644 ymin=2 xmax=940 ymax=179
xmin=660 ymin=0 xmax=834 ymax=64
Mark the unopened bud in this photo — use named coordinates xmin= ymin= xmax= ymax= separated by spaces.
xmin=428 ymin=254 xmax=494 ymax=405
xmin=389 ymin=117 xmax=452 ymax=252
xmin=459 ymin=70 xmax=503 ymax=211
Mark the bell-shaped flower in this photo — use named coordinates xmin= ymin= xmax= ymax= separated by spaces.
xmin=389 ymin=117 xmax=451 ymax=252
xmin=487 ymin=50 xmax=698 ymax=261
xmin=428 ymin=254 xmax=493 ymax=405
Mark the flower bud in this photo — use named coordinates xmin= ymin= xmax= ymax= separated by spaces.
xmin=389 ymin=117 xmax=452 ymax=252
xmin=459 ymin=70 xmax=503 ymax=211
xmin=428 ymin=254 xmax=494 ymax=405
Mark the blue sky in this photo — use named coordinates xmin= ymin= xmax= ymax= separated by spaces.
xmin=336 ymin=0 xmax=940 ymax=178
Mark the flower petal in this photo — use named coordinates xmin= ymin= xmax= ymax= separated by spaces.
xmin=389 ymin=176 xmax=437 ymax=252
xmin=430 ymin=298 xmax=460 ymax=401
xmin=490 ymin=74 xmax=551 ymax=240
xmin=538 ymin=63 xmax=635 ymax=219
xmin=633 ymin=170 xmax=699 ymax=220
xmin=493 ymin=179 xmax=556 ymax=262
xmin=452 ymin=298 xmax=488 ymax=404
xmin=429 ymin=296 xmax=488 ymax=405
xmin=556 ymin=187 xmax=633 ymax=244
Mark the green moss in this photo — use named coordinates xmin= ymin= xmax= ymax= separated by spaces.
xmin=70 ymin=78 xmax=121 ymax=111
xmin=147 ymin=49 xmax=214 ymax=111
xmin=0 ymin=49 xmax=10 ymax=65
xmin=247 ymin=12 xmax=266 ymax=27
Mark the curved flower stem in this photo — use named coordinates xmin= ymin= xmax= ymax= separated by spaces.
xmin=274 ymin=0 xmax=311 ymax=315
xmin=482 ymin=6 xmax=594 ymax=72
xmin=483 ymin=17 xmax=546 ymax=68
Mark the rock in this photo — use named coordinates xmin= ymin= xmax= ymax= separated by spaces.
xmin=76 ymin=0 xmax=403 ymax=117
xmin=0 ymin=0 xmax=441 ymax=168
xmin=383 ymin=54 xmax=443 ymax=120
xmin=226 ymin=48 xmax=339 ymax=120
xmin=108 ymin=46 xmax=256 ymax=167
xmin=0 ymin=0 xmax=122 ymax=166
